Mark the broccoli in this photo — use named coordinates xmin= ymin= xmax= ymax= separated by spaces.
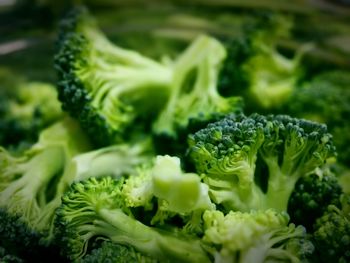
xmin=152 ymin=34 xmax=243 ymax=139
xmin=152 ymin=34 xmax=243 ymax=157
xmin=285 ymin=70 xmax=350 ymax=165
xmin=288 ymin=167 xmax=343 ymax=230
xmin=188 ymin=113 xmax=335 ymax=212
xmin=202 ymin=209 xmax=313 ymax=263
xmin=312 ymin=194 xmax=350 ymax=263
xmin=55 ymin=6 xmax=243 ymax=149
xmin=0 ymin=208 xmax=66 ymax=263
xmin=0 ymin=117 xmax=91 ymax=246
xmin=55 ymin=176 xmax=211 ymax=262
xmin=122 ymin=155 xmax=214 ymax=234
xmin=0 ymin=245 xmax=24 ymax=263
xmin=78 ymin=240 xmax=158 ymax=263
xmin=54 ymin=6 xmax=173 ymax=146
xmin=218 ymin=13 xmax=306 ymax=112
xmin=0 ymin=68 xmax=63 ymax=152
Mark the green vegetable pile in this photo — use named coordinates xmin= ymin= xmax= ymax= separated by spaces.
xmin=1 ymin=3 xmax=350 ymax=263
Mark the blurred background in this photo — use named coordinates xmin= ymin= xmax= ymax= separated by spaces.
xmin=0 ymin=0 xmax=350 ymax=83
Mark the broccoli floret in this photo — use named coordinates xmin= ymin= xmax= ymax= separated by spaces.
xmin=54 ymin=6 xmax=172 ymax=146
xmin=79 ymin=240 xmax=158 ymax=263
xmin=0 ymin=118 xmax=91 ymax=244
xmin=0 ymin=245 xmax=24 ymax=263
xmin=188 ymin=113 xmax=335 ymax=212
xmin=151 ymin=34 xmax=243 ymax=157
xmin=152 ymin=35 xmax=243 ymax=139
xmin=55 ymin=176 xmax=211 ymax=262
xmin=0 ymin=208 xmax=38 ymax=261
xmin=122 ymin=155 xmax=214 ymax=234
xmin=202 ymin=209 xmax=313 ymax=263
xmin=288 ymin=167 xmax=343 ymax=230
xmin=285 ymin=70 xmax=350 ymax=165
xmin=312 ymin=194 xmax=350 ymax=263
xmin=0 ymin=68 xmax=63 ymax=152
xmin=218 ymin=13 xmax=306 ymax=112
xmin=0 ymin=208 xmax=67 ymax=263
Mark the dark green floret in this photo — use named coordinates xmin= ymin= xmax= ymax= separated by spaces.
xmin=288 ymin=167 xmax=342 ymax=230
xmin=78 ymin=240 xmax=158 ymax=263
xmin=188 ymin=113 xmax=335 ymax=212
xmin=0 ymin=68 xmax=63 ymax=152
xmin=312 ymin=194 xmax=350 ymax=263
xmin=285 ymin=70 xmax=350 ymax=165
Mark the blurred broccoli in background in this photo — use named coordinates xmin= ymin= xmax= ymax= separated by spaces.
xmin=0 ymin=68 xmax=63 ymax=153
xmin=218 ymin=13 xmax=306 ymax=113
xmin=285 ymin=70 xmax=350 ymax=165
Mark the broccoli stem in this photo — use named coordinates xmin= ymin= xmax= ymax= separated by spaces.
xmin=263 ymin=157 xmax=299 ymax=211
xmin=97 ymin=208 xmax=211 ymax=263
xmin=85 ymin=27 xmax=165 ymax=69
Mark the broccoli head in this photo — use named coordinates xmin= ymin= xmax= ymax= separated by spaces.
xmin=312 ymin=194 xmax=350 ymax=263
xmin=285 ymin=70 xmax=350 ymax=165
xmin=0 ymin=68 xmax=63 ymax=152
xmin=218 ymin=13 xmax=305 ymax=112
xmin=188 ymin=113 xmax=335 ymax=212
xmin=54 ymin=6 xmax=172 ymax=146
xmin=55 ymin=176 xmax=211 ymax=262
xmin=202 ymin=209 xmax=313 ymax=263
xmin=288 ymin=167 xmax=343 ymax=230
xmin=0 ymin=245 xmax=24 ymax=263
xmin=78 ymin=240 xmax=158 ymax=263
xmin=0 ymin=208 xmax=67 ymax=263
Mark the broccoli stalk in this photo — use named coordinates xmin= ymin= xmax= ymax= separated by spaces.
xmin=188 ymin=113 xmax=335 ymax=212
xmin=55 ymin=176 xmax=211 ymax=262
xmin=63 ymin=137 xmax=154 ymax=183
